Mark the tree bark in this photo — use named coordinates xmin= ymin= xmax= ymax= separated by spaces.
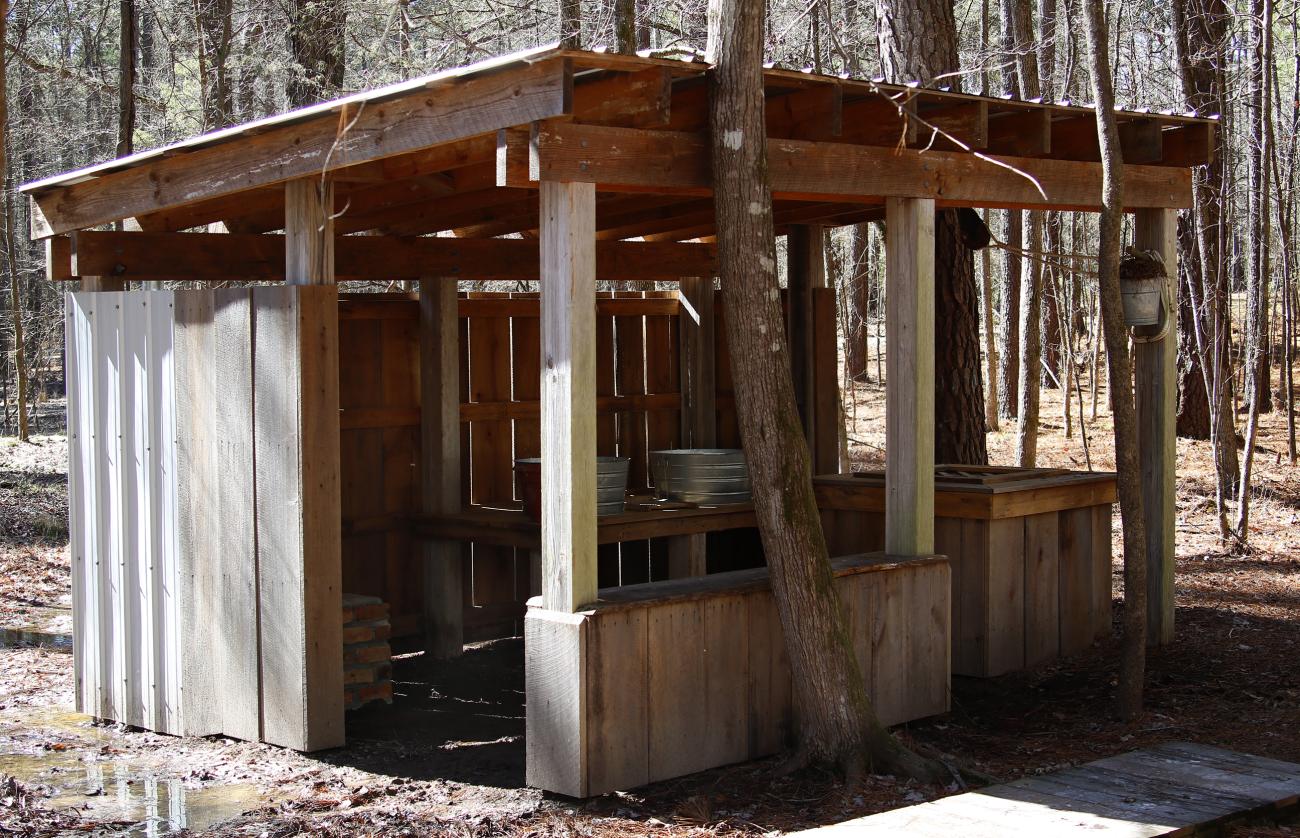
xmin=117 ymin=0 xmax=136 ymax=158
xmin=1 ymin=0 xmax=29 ymax=442
xmin=1170 ymin=0 xmax=1239 ymax=509
xmin=705 ymin=0 xmax=949 ymax=782
xmin=288 ymin=0 xmax=347 ymax=107
xmin=876 ymin=0 xmax=988 ymax=465
xmin=196 ymin=0 xmax=234 ymax=128
xmin=1083 ymin=0 xmax=1148 ymax=721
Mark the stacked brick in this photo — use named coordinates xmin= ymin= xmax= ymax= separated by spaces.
xmin=342 ymin=593 xmax=393 ymax=710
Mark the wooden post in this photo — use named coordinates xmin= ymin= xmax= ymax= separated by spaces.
xmin=285 ymin=179 xmax=334 ymax=285
xmin=540 ymin=180 xmax=598 ymax=612
xmin=884 ymin=198 xmax=936 ymax=556
xmin=420 ymin=277 xmax=464 ymax=657
xmin=672 ymin=274 xmax=716 ymax=579
xmin=678 ymin=276 xmax=717 ymax=449
xmin=1134 ymin=208 xmax=1177 ymax=646
xmin=786 ymin=225 xmax=823 ymax=449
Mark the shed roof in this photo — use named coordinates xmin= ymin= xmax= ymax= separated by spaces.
xmin=25 ymin=45 xmax=1216 ymax=244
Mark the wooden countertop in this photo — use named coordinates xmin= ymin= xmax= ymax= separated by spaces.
xmin=414 ymin=496 xmax=757 ymax=549
xmin=813 ymin=470 xmax=1117 ymax=519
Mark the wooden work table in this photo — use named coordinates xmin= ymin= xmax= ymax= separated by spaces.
xmin=414 ymin=497 xmax=757 ymax=550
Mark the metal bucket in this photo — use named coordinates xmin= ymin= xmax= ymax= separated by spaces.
xmin=650 ymin=449 xmax=751 ymax=504
xmin=1121 ymin=277 xmax=1163 ymax=327
xmin=596 ymin=456 xmax=630 ymax=516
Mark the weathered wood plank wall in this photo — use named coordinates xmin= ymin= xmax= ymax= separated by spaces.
xmin=338 ymin=288 xmax=839 ymax=640
xmin=526 ymin=554 xmax=951 ymax=797
xmin=69 ymin=288 xmax=343 ymax=750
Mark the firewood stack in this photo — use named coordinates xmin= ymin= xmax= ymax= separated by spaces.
xmin=342 ymin=593 xmax=394 ymax=711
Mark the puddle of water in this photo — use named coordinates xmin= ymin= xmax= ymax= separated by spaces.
xmin=0 ymin=626 xmax=73 ymax=650
xmin=0 ymin=750 xmax=266 ymax=836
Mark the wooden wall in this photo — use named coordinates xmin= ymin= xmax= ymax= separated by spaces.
xmin=525 ymin=554 xmax=951 ymax=797
xmin=68 ymin=288 xmax=344 ymax=751
xmin=337 ymin=287 xmax=840 ymax=641
xmin=822 ymin=500 xmax=1113 ymax=676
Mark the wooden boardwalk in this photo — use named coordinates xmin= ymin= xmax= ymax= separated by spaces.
xmin=796 ymin=743 xmax=1300 ymax=836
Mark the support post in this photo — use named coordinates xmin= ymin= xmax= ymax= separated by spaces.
xmin=420 ymin=277 xmax=464 ymax=657
xmin=285 ymin=179 xmax=334 ymax=285
xmin=885 ymin=198 xmax=936 ymax=556
xmin=1134 ymin=208 xmax=1177 ymax=646
xmin=672 ymin=273 xmax=716 ymax=579
xmin=786 ymin=225 xmax=823 ymax=448
xmin=678 ymin=276 xmax=717 ymax=449
xmin=540 ymin=181 xmax=598 ymax=612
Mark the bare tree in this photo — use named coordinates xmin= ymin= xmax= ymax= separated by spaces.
xmin=706 ymin=0 xmax=956 ymax=781
xmin=2 ymin=0 xmax=30 ymax=442
xmin=1082 ymin=0 xmax=1148 ymax=721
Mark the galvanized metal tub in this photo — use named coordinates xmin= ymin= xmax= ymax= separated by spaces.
xmin=596 ymin=456 xmax=631 ymax=516
xmin=515 ymin=456 xmax=629 ymax=519
xmin=650 ymin=449 xmax=751 ymax=504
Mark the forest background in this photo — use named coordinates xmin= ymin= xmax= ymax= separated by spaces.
xmin=0 ymin=0 xmax=1291 ymax=542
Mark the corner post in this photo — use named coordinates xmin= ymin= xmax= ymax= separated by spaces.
xmin=884 ymin=198 xmax=935 ymax=556
xmin=539 ymin=180 xmax=598 ymax=612
xmin=1134 ymin=207 xmax=1177 ymax=646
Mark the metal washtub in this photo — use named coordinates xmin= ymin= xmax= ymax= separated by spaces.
xmin=650 ymin=449 xmax=752 ymax=504
xmin=514 ymin=456 xmax=630 ymax=518
xmin=596 ymin=456 xmax=631 ymax=516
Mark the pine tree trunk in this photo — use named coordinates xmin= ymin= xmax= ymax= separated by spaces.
xmin=288 ymin=0 xmax=347 ymax=107
xmin=1083 ymin=0 xmax=1148 ymax=721
xmin=706 ymin=0 xmax=949 ymax=781
xmin=999 ymin=211 xmax=1022 ymax=419
xmin=876 ymin=0 xmax=987 ymax=465
xmin=846 ymin=222 xmax=872 ymax=381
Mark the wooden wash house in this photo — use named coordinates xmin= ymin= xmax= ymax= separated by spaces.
xmin=25 ymin=46 xmax=1211 ymax=796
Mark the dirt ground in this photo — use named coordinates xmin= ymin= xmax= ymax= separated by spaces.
xmin=2 ymin=374 xmax=1298 ymax=836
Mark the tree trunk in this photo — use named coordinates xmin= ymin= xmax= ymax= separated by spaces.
xmin=288 ymin=0 xmax=347 ymax=107
xmin=1083 ymin=0 xmax=1148 ymax=721
xmin=877 ymin=0 xmax=987 ymax=465
xmin=614 ymin=0 xmax=637 ymax=53
xmin=197 ymin=0 xmax=234 ymax=127
xmin=560 ymin=0 xmax=582 ymax=47
xmin=846 ymin=222 xmax=873 ymax=381
xmin=1170 ymin=0 xmax=1239 ymax=508
xmin=117 ymin=0 xmax=135 ymax=158
xmin=705 ymin=0 xmax=949 ymax=782
xmin=982 ymin=211 xmax=1000 ymax=432
xmin=999 ymin=212 xmax=1022 ymax=420
xmin=1 ymin=0 xmax=29 ymax=442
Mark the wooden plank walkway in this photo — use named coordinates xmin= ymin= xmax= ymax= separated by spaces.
xmin=795 ymin=743 xmax=1300 ymax=837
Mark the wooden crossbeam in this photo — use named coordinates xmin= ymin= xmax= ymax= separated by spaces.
xmin=53 ymin=231 xmax=716 ymax=281
xmin=29 ymin=59 xmax=573 ymax=239
xmin=514 ymin=122 xmax=1193 ymax=210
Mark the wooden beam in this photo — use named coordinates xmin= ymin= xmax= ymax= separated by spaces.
xmin=766 ymin=84 xmax=843 ymax=141
xmin=985 ymin=108 xmax=1052 ymax=157
xmin=540 ymin=181 xmax=598 ymax=613
xmin=27 ymin=58 xmax=572 ymax=238
xmin=917 ymin=100 xmax=989 ymax=150
xmin=1134 ymin=207 xmax=1177 ymax=646
xmin=55 ymin=231 xmax=717 ymax=282
xmin=523 ymin=122 xmax=1194 ymax=210
xmin=420 ymin=277 xmax=464 ymax=658
xmin=885 ymin=197 xmax=935 ymax=556
xmin=285 ymin=180 xmax=335 ymax=284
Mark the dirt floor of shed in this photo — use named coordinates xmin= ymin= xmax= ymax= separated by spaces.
xmin=2 ymin=379 xmax=1299 ymax=837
